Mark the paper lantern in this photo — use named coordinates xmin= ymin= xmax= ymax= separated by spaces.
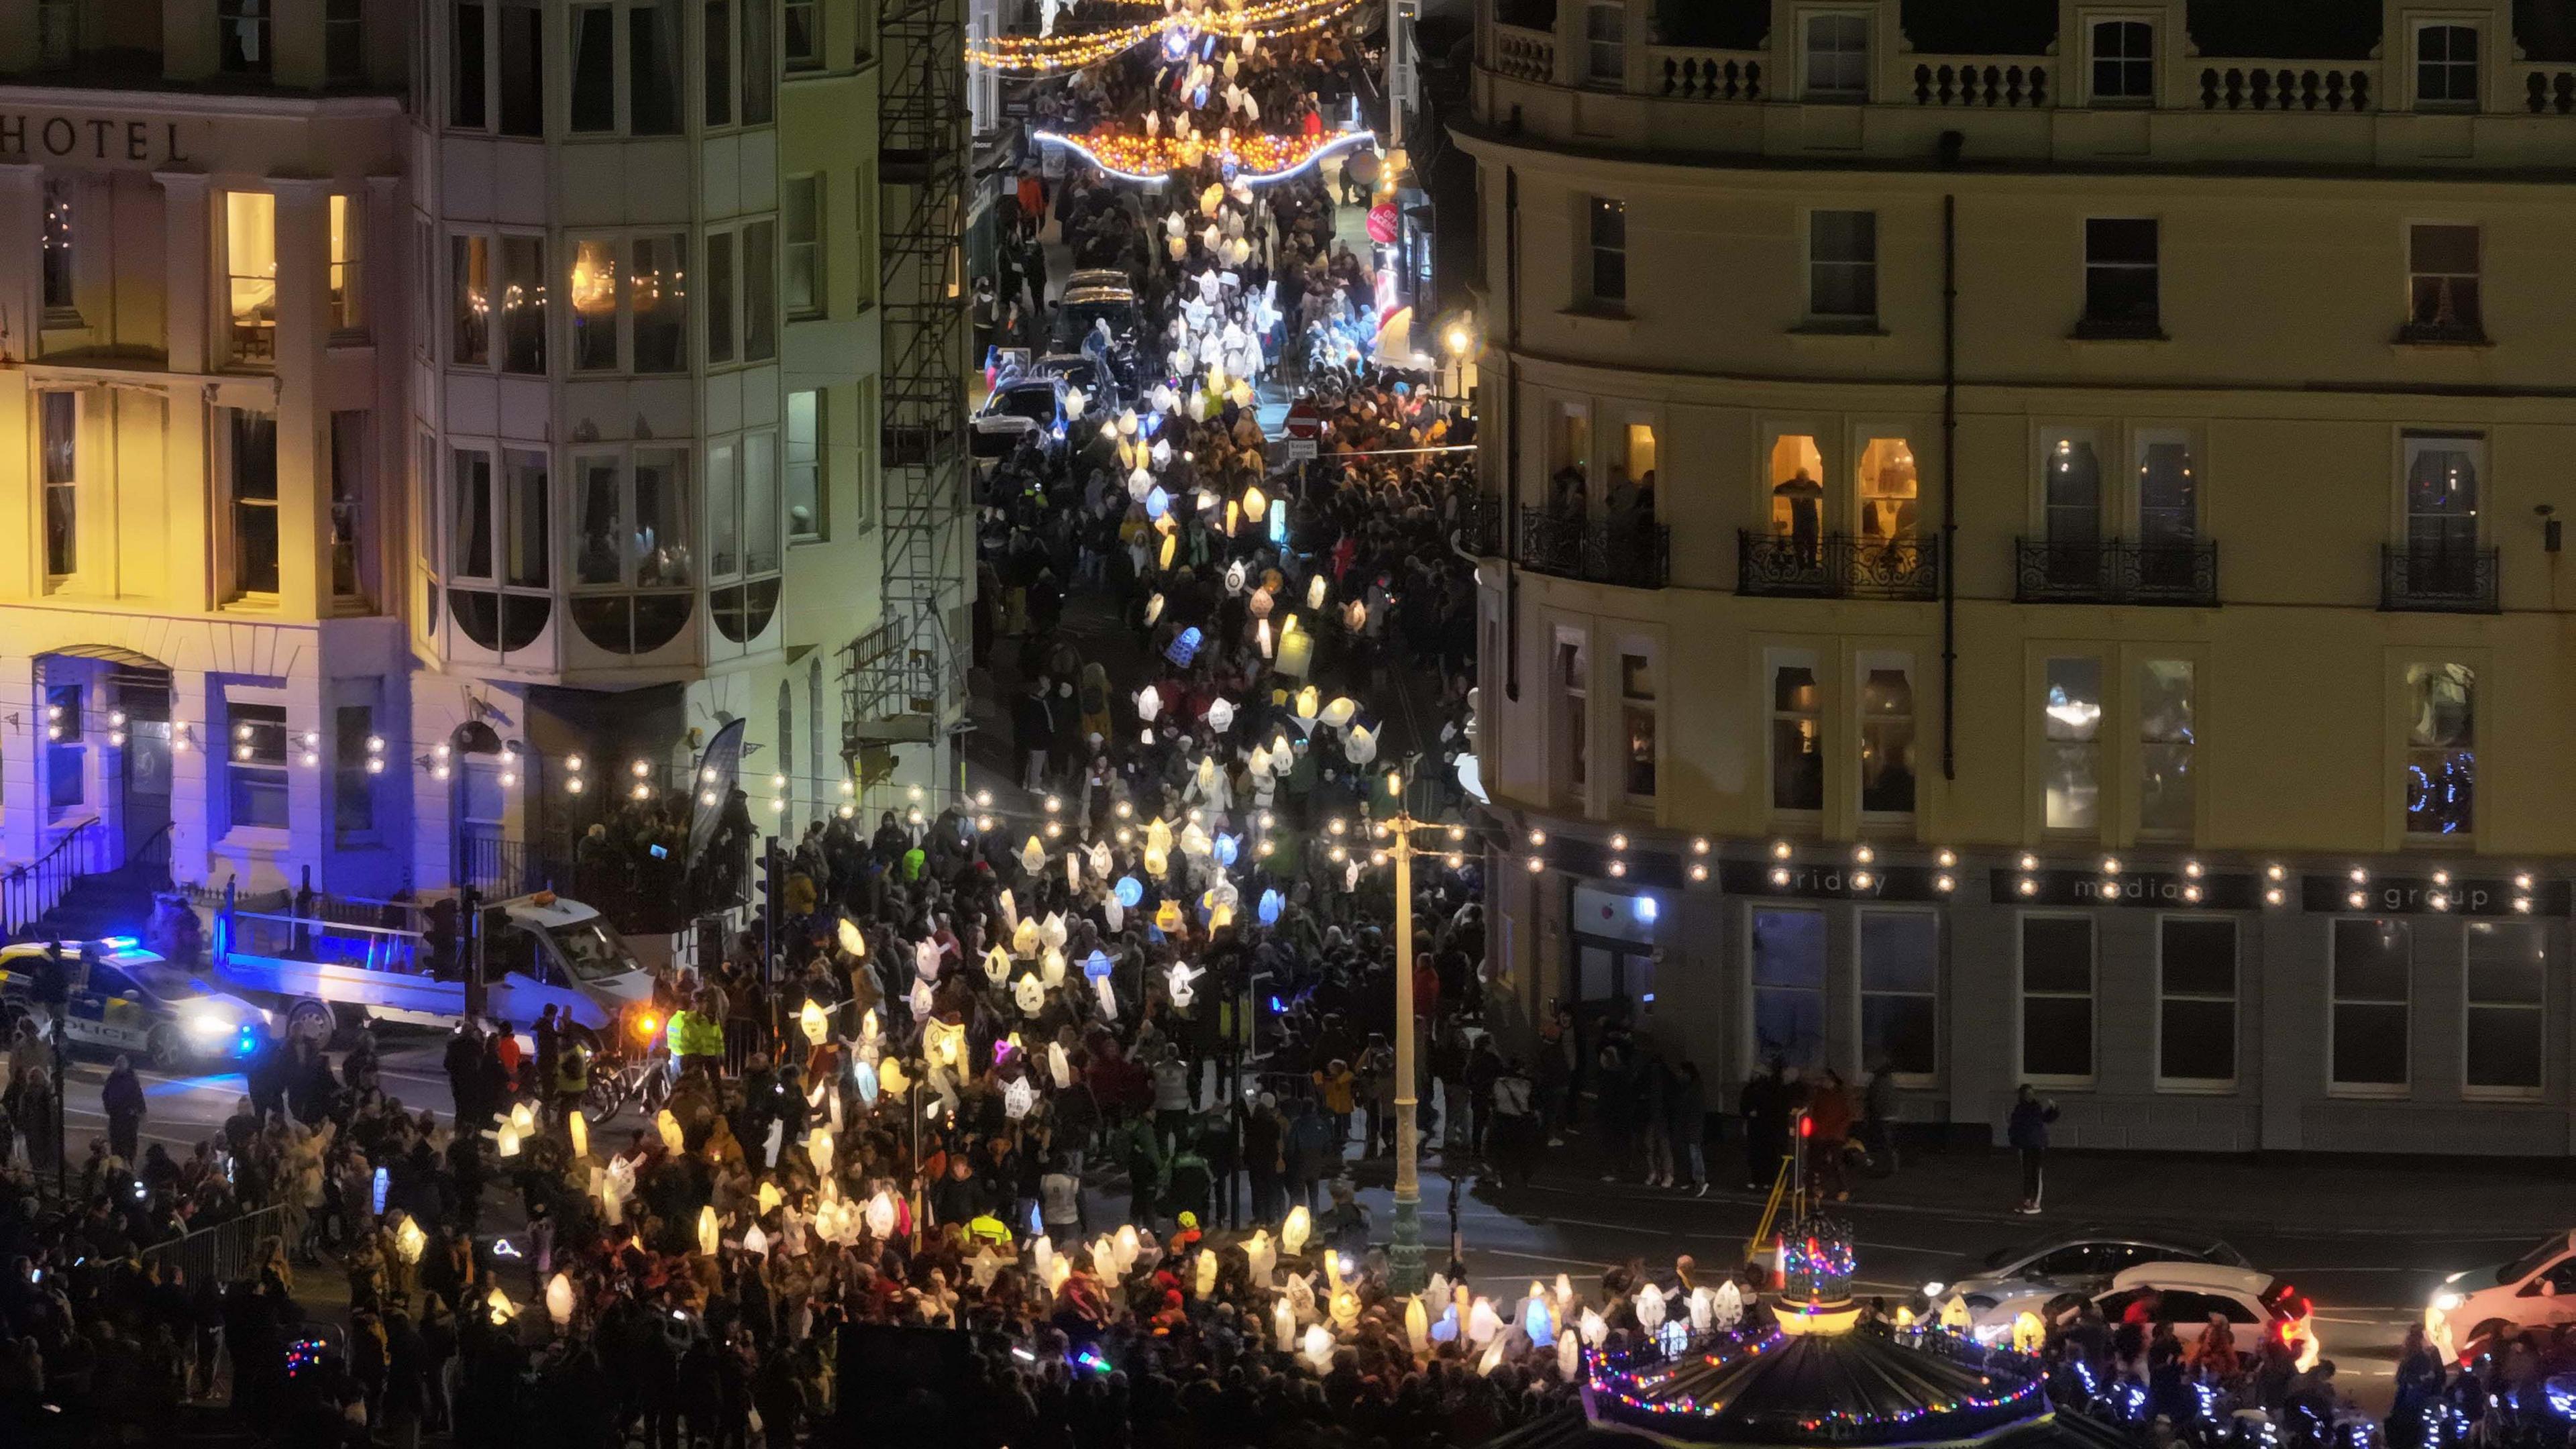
xmin=655 ymin=1109 xmax=684 ymax=1154
xmin=1030 ymin=1235 xmax=1055 ymax=1281
xmin=496 ymin=1123 xmax=521 ymax=1158
xmin=1065 ymin=850 xmax=1082 ymax=888
xmin=838 ymin=918 xmax=866 ymax=955
xmin=757 ymin=1181 xmax=783 ymax=1215
xmin=1301 ymin=1324 xmax=1334 ymax=1372
xmin=1468 ymin=1297 xmax=1501 ymax=1344
xmin=1004 ymin=1077 xmax=1036 ymax=1120
xmin=1405 ymin=1295 xmax=1429 ymax=1353
xmin=1206 ymin=698 xmax=1236 ymax=734
xmin=852 ymin=1059 xmax=880 ymax=1104
xmin=879 ymin=1058 xmax=908 ymax=1097
xmin=1273 ymin=1297 xmax=1296 ymax=1348
xmin=1014 ymin=916 xmax=1042 ymax=955
xmin=394 ymin=1214 xmax=426 ymax=1264
xmin=1558 ymin=1328 xmax=1581 ymax=1377
xmin=1688 ymin=1288 xmax=1713 ymax=1331
xmin=1094 ymin=973 xmax=1120 ymax=1021
xmin=1321 ymin=696 xmax=1357 ymax=729
xmin=1243 ymin=483 xmax=1267 ymax=518
xmin=865 ymin=1190 xmax=898 ymax=1240
xmin=1020 ymin=836 xmax=1048 ymax=874
xmin=1049 ymin=1041 xmax=1074 ymax=1087
xmin=546 ymin=1271 xmax=576 ymax=1326
xmin=1345 ymin=724 xmax=1378 ymax=765
xmin=985 ymin=945 xmax=1014 ymax=984
xmin=1014 ymin=975 xmax=1046 ymax=1015
xmin=1714 ymin=1281 xmax=1744 ymax=1328
xmin=1224 ymin=559 xmax=1248 ymax=595
xmin=1166 ymin=961 xmax=1201 ymax=1008
xmin=1041 ymin=947 xmax=1067 ymax=987
xmin=1635 ymin=1285 xmax=1666 ymax=1331
xmin=743 ymin=1224 xmax=769 ymax=1257
xmin=1259 ymin=889 xmax=1283 ymax=925
xmin=1580 ymin=1308 xmax=1610 ymax=1346
xmin=1145 ymin=845 xmax=1171 ymax=879
xmin=1525 ymin=1293 xmax=1556 ymax=1348
xmin=1293 ymin=686 xmax=1320 ymax=724
xmin=567 ymin=1109 xmax=588 ymax=1161
xmin=1114 ymin=876 xmax=1144 ymax=908
xmin=861 ymin=1007 xmax=880 ymax=1042
xmin=908 ymin=978 xmax=933 ymax=1016
xmin=486 ymin=1285 xmax=519 ymax=1324
xmin=1082 ymin=949 xmax=1113 ymax=981
xmin=1281 ymin=1205 xmax=1311 ymax=1256
xmin=808 ymin=1126 xmax=835 ymax=1175
xmin=800 ymin=999 xmax=828 ymax=1044
xmin=1154 ymin=899 xmax=1182 ymax=931
xmin=1135 ymin=686 xmax=1161 ymax=722
xmin=508 ymin=1101 xmax=536 ymax=1138
xmin=1939 ymin=1294 xmax=1971 ymax=1330
xmin=1306 ymin=574 xmax=1327 ymax=610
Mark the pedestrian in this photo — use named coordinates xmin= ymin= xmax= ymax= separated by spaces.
xmin=102 ymin=1053 xmax=146 ymax=1165
xmin=1739 ymin=1057 xmax=1786 ymax=1190
xmin=1489 ymin=1056 xmax=1536 ymax=1187
xmin=1667 ymin=1060 xmax=1708 ymax=1195
xmin=2008 ymin=1083 xmax=2059 ymax=1214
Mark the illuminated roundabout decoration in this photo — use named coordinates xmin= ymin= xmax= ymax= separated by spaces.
xmin=1033 ymin=125 xmax=1374 ymax=186
xmin=1550 ymin=1219 xmax=2133 ymax=1449
xmin=967 ymin=0 xmax=1365 ymax=74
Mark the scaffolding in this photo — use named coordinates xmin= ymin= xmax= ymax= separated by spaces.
xmin=845 ymin=0 xmax=971 ymax=755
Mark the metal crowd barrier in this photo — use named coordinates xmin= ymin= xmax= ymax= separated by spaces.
xmin=138 ymin=1202 xmax=289 ymax=1287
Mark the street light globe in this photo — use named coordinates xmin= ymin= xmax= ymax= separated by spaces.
xmin=1444 ymin=323 xmax=1473 ymax=357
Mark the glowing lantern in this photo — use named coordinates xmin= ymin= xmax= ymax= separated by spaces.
xmin=757 ymin=1181 xmax=783 ymax=1215
xmin=1041 ymin=947 xmax=1067 ymax=987
xmin=1167 ymin=961 xmax=1202 ymax=1008
xmin=394 ymin=1214 xmax=427 ymax=1264
xmin=1405 ymin=1295 xmax=1430 ymax=1353
xmin=1293 ymin=686 xmax=1320 ymax=724
xmin=1321 ymin=696 xmax=1358 ymax=729
xmin=697 ymin=1205 xmax=720 ymax=1257
xmin=1281 ymin=1205 xmax=1311 ymax=1256
xmin=508 ymin=1101 xmax=536 ymax=1138
xmin=1014 ymin=917 xmax=1042 ymax=955
xmin=496 ymin=1123 xmax=521 ymax=1158
xmin=546 ymin=1272 xmax=576 ymax=1327
xmin=1301 ymin=1324 xmax=1334 ymax=1372
xmin=1636 ymin=1285 xmax=1666 ymax=1331
xmin=1004 ymin=1077 xmax=1036 ymax=1120
xmin=984 ymin=945 xmax=1013 ymax=984
xmin=1049 ymin=1041 xmax=1073 ymax=1087
xmin=1021 ymin=836 xmax=1047 ymax=873
xmin=865 ymin=1190 xmax=898 ymax=1240
xmin=743 ymin=1224 xmax=769 ymax=1257
xmin=1206 ymin=698 xmax=1236 ymax=733
xmin=1244 ymin=483 xmax=1267 ymax=517
xmin=808 ymin=1126 xmax=835 ymax=1176
xmin=1307 ymin=575 xmax=1327 ymax=610
xmin=1273 ymin=1297 xmax=1295 ymax=1348
xmin=655 ymin=1109 xmax=684 ymax=1154
xmin=1014 ymin=975 xmax=1046 ymax=1015
xmin=1136 ymin=686 xmax=1161 ymax=722
xmin=568 ymin=1110 xmax=588 ymax=1161
xmin=486 ymin=1285 xmax=519 ymax=1324
xmin=878 ymin=1057 xmax=908 ymax=1097
xmin=800 ymin=999 xmax=828 ymax=1044
xmin=1245 ymin=1230 xmax=1276 ymax=1284
xmin=1468 ymin=1297 xmax=1501 ymax=1344
xmin=838 ymin=918 xmax=866 ymax=955
xmin=2013 ymin=1310 xmax=2046 ymax=1352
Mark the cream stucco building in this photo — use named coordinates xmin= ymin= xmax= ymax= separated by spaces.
xmin=0 ymin=0 xmax=955 ymax=918
xmin=1465 ymin=0 xmax=2576 ymax=1153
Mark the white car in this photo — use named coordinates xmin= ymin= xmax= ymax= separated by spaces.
xmin=1925 ymin=1226 xmax=2251 ymax=1307
xmin=2425 ymin=1230 xmax=2576 ymax=1362
xmin=1950 ymin=1261 xmax=2318 ymax=1368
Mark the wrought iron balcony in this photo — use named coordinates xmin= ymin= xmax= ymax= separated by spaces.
xmin=1736 ymin=531 xmax=1939 ymax=600
xmin=2015 ymin=538 xmax=2219 ymax=606
xmin=2382 ymin=544 xmax=2500 ymax=613
xmin=1458 ymin=494 xmax=1505 ymax=556
xmin=1517 ymin=507 xmax=1670 ymax=587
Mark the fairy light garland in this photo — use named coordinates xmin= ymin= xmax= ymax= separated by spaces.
xmin=1036 ymin=126 xmax=1374 ymax=186
xmin=1586 ymin=1323 xmax=2049 ymax=1430
xmin=967 ymin=0 xmax=1362 ymax=73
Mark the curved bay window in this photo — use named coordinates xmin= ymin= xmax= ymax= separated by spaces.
xmin=707 ymin=433 xmax=782 ymax=643
xmin=448 ymin=444 xmax=552 ymax=653
xmin=570 ymin=447 xmax=694 ymax=653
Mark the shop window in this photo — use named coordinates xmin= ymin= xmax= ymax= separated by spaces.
xmin=787 ymin=389 xmax=824 ymax=539
xmin=498 ymin=0 xmax=543 ymax=135
xmin=1858 ymin=661 xmax=1913 ymax=816
xmin=1619 ymin=647 xmax=1656 ymax=802
xmin=784 ymin=174 xmax=822 ymax=317
xmin=1860 ymin=910 xmax=1937 ymax=1080
xmin=335 ymin=704 xmax=378 ymax=841
xmin=1854 ymin=435 xmax=1915 ymax=542
xmin=451 ymin=2 xmax=488 ymax=128
xmin=570 ymin=5 xmax=615 ymax=131
xmin=40 ymin=391 xmax=76 ymax=578
xmin=2019 ymin=914 xmax=2094 ymax=1083
xmin=2465 ymin=921 xmax=2544 ymax=1097
xmin=1770 ymin=659 xmax=1823 ymax=813
xmin=1751 ymin=908 xmax=1826 ymax=1070
xmin=1803 ymin=11 xmax=1868 ymax=100
xmin=219 ymin=0 xmax=272 ymax=78
xmin=2406 ymin=224 xmax=2482 ymax=341
xmin=2404 ymin=662 xmax=2475 ymax=838
xmin=2137 ymin=659 xmax=2194 ymax=837
xmin=1586 ymin=197 xmax=1625 ymax=307
xmin=227 ymin=701 xmax=288 ymax=831
xmin=2157 ymin=917 xmax=2235 ymax=1087
xmin=226 ymin=411 xmax=280 ymax=597
xmin=1808 ymin=211 xmax=1876 ymax=323
xmin=2090 ymin=19 xmax=2153 ymax=101
xmin=2330 ymin=918 xmax=2411 ymax=1093
xmin=2416 ymin=23 xmax=2478 ymax=109
xmin=1768 ymin=433 xmax=1825 ymax=551
xmin=2080 ymin=218 xmax=2159 ymax=336
xmin=2042 ymin=657 xmax=2101 ymax=832
xmin=1553 ymin=628 xmax=1587 ymax=804
xmin=570 ymin=449 xmax=695 ymax=653
xmin=329 ymin=195 xmax=364 ymax=335
xmin=451 ymin=234 xmax=490 ymax=366
xmin=41 ymin=177 xmax=74 ymax=319
xmin=225 ymin=191 xmax=277 ymax=366
xmin=630 ymin=0 xmax=684 ymax=133
xmin=704 ymin=0 xmax=735 ymax=127
xmin=326 ymin=0 xmax=366 ymax=84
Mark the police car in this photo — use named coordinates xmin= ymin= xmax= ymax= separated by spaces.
xmin=0 ymin=936 xmax=270 ymax=1071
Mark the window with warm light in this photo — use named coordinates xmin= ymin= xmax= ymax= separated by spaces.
xmin=329 ymin=195 xmax=364 ymax=335
xmin=570 ymin=448 xmax=695 ymax=654
xmin=225 ymin=191 xmax=277 ymax=367
xmin=2404 ymin=662 xmax=2475 ymax=838
xmin=225 ymin=700 xmax=288 ymax=830
xmin=1620 ymin=646 xmax=1656 ymax=802
xmin=40 ymin=392 xmax=76 ymax=579
xmin=451 ymin=233 xmax=490 ymax=366
xmin=1768 ymin=433 xmax=1825 ymax=545
xmin=2043 ymin=656 xmax=2101 ymax=832
xmin=1854 ymin=436 xmax=1915 ymax=542
xmin=2138 ymin=659 xmax=2194 ymax=837
xmin=1771 ymin=657 xmax=1823 ymax=813
xmin=2043 ymin=430 xmax=2101 ymax=553
xmin=570 ymin=237 xmax=619 ymax=370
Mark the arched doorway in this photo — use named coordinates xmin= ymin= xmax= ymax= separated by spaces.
xmin=36 ymin=645 xmax=174 ymax=877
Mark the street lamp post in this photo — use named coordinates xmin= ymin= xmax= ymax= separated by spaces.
xmin=1371 ymin=767 xmax=1462 ymax=1296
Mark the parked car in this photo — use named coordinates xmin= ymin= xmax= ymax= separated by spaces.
xmin=0 ymin=937 xmax=272 ymax=1071
xmin=972 ymin=376 xmax=1071 ymax=457
xmin=2426 ymin=1229 xmax=2576 ymax=1361
xmin=1949 ymin=1260 xmax=2316 ymax=1369
xmin=1923 ymin=1226 xmax=2252 ymax=1302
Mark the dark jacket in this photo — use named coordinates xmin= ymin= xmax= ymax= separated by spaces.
xmin=2006 ymin=1097 xmax=2059 ymax=1150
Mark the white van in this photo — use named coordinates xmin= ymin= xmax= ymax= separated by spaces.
xmin=211 ymin=890 xmax=656 ymax=1045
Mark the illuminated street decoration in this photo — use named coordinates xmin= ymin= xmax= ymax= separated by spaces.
xmin=1034 ymin=125 xmax=1376 ymax=186
xmin=968 ymin=0 xmax=1363 ymax=74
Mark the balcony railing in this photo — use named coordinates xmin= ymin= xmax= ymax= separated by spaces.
xmin=1459 ymin=493 xmax=1505 ymax=556
xmin=1519 ymin=507 xmax=1670 ymax=587
xmin=2382 ymin=545 xmax=2500 ymax=614
xmin=2015 ymin=538 xmax=2219 ymax=606
xmin=1737 ymin=531 xmax=1939 ymax=600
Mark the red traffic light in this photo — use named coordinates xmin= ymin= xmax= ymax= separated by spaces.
xmin=1798 ymin=1113 xmax=1814 ymax=1138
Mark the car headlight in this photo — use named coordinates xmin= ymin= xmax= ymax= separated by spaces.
xmin=1922 ymin=1281 xmax=1947 ymax=1299
xmin=182 ymin=1010 xmax=238 ymax=1038
xmin=2432 ymin=1291 xmax=2464 ymax=1312
xmin=2443 ymin=1270 xmax=2469 ymax=1285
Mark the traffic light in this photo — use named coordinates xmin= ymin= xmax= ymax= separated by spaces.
xmin=754 ymin=837 xmax=780 ymax=918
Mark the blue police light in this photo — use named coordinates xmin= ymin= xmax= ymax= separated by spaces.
xmin=1633 ymin=895 xmax=1658 ymax=924
xmin=98 ymin=935 xmax=138 ymax=950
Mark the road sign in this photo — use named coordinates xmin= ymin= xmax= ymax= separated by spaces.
xmin=1281 ymin=400 xmax=1322 ymax=440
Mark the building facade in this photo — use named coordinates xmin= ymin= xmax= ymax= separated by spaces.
xmin=1464 ymin=0 xmax=2576 ymax=1154
xmin=0 ymin=0 xmax=941 ymax=911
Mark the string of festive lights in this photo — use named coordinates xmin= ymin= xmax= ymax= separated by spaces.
xmin=966 ymin=0 xmax=1362 ymax=73
xmin=1035 ymin=126 xmax=1375 ymax=186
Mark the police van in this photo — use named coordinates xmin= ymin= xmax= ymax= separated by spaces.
xmin=0 ymin=937 xmax=272 ymax=1071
